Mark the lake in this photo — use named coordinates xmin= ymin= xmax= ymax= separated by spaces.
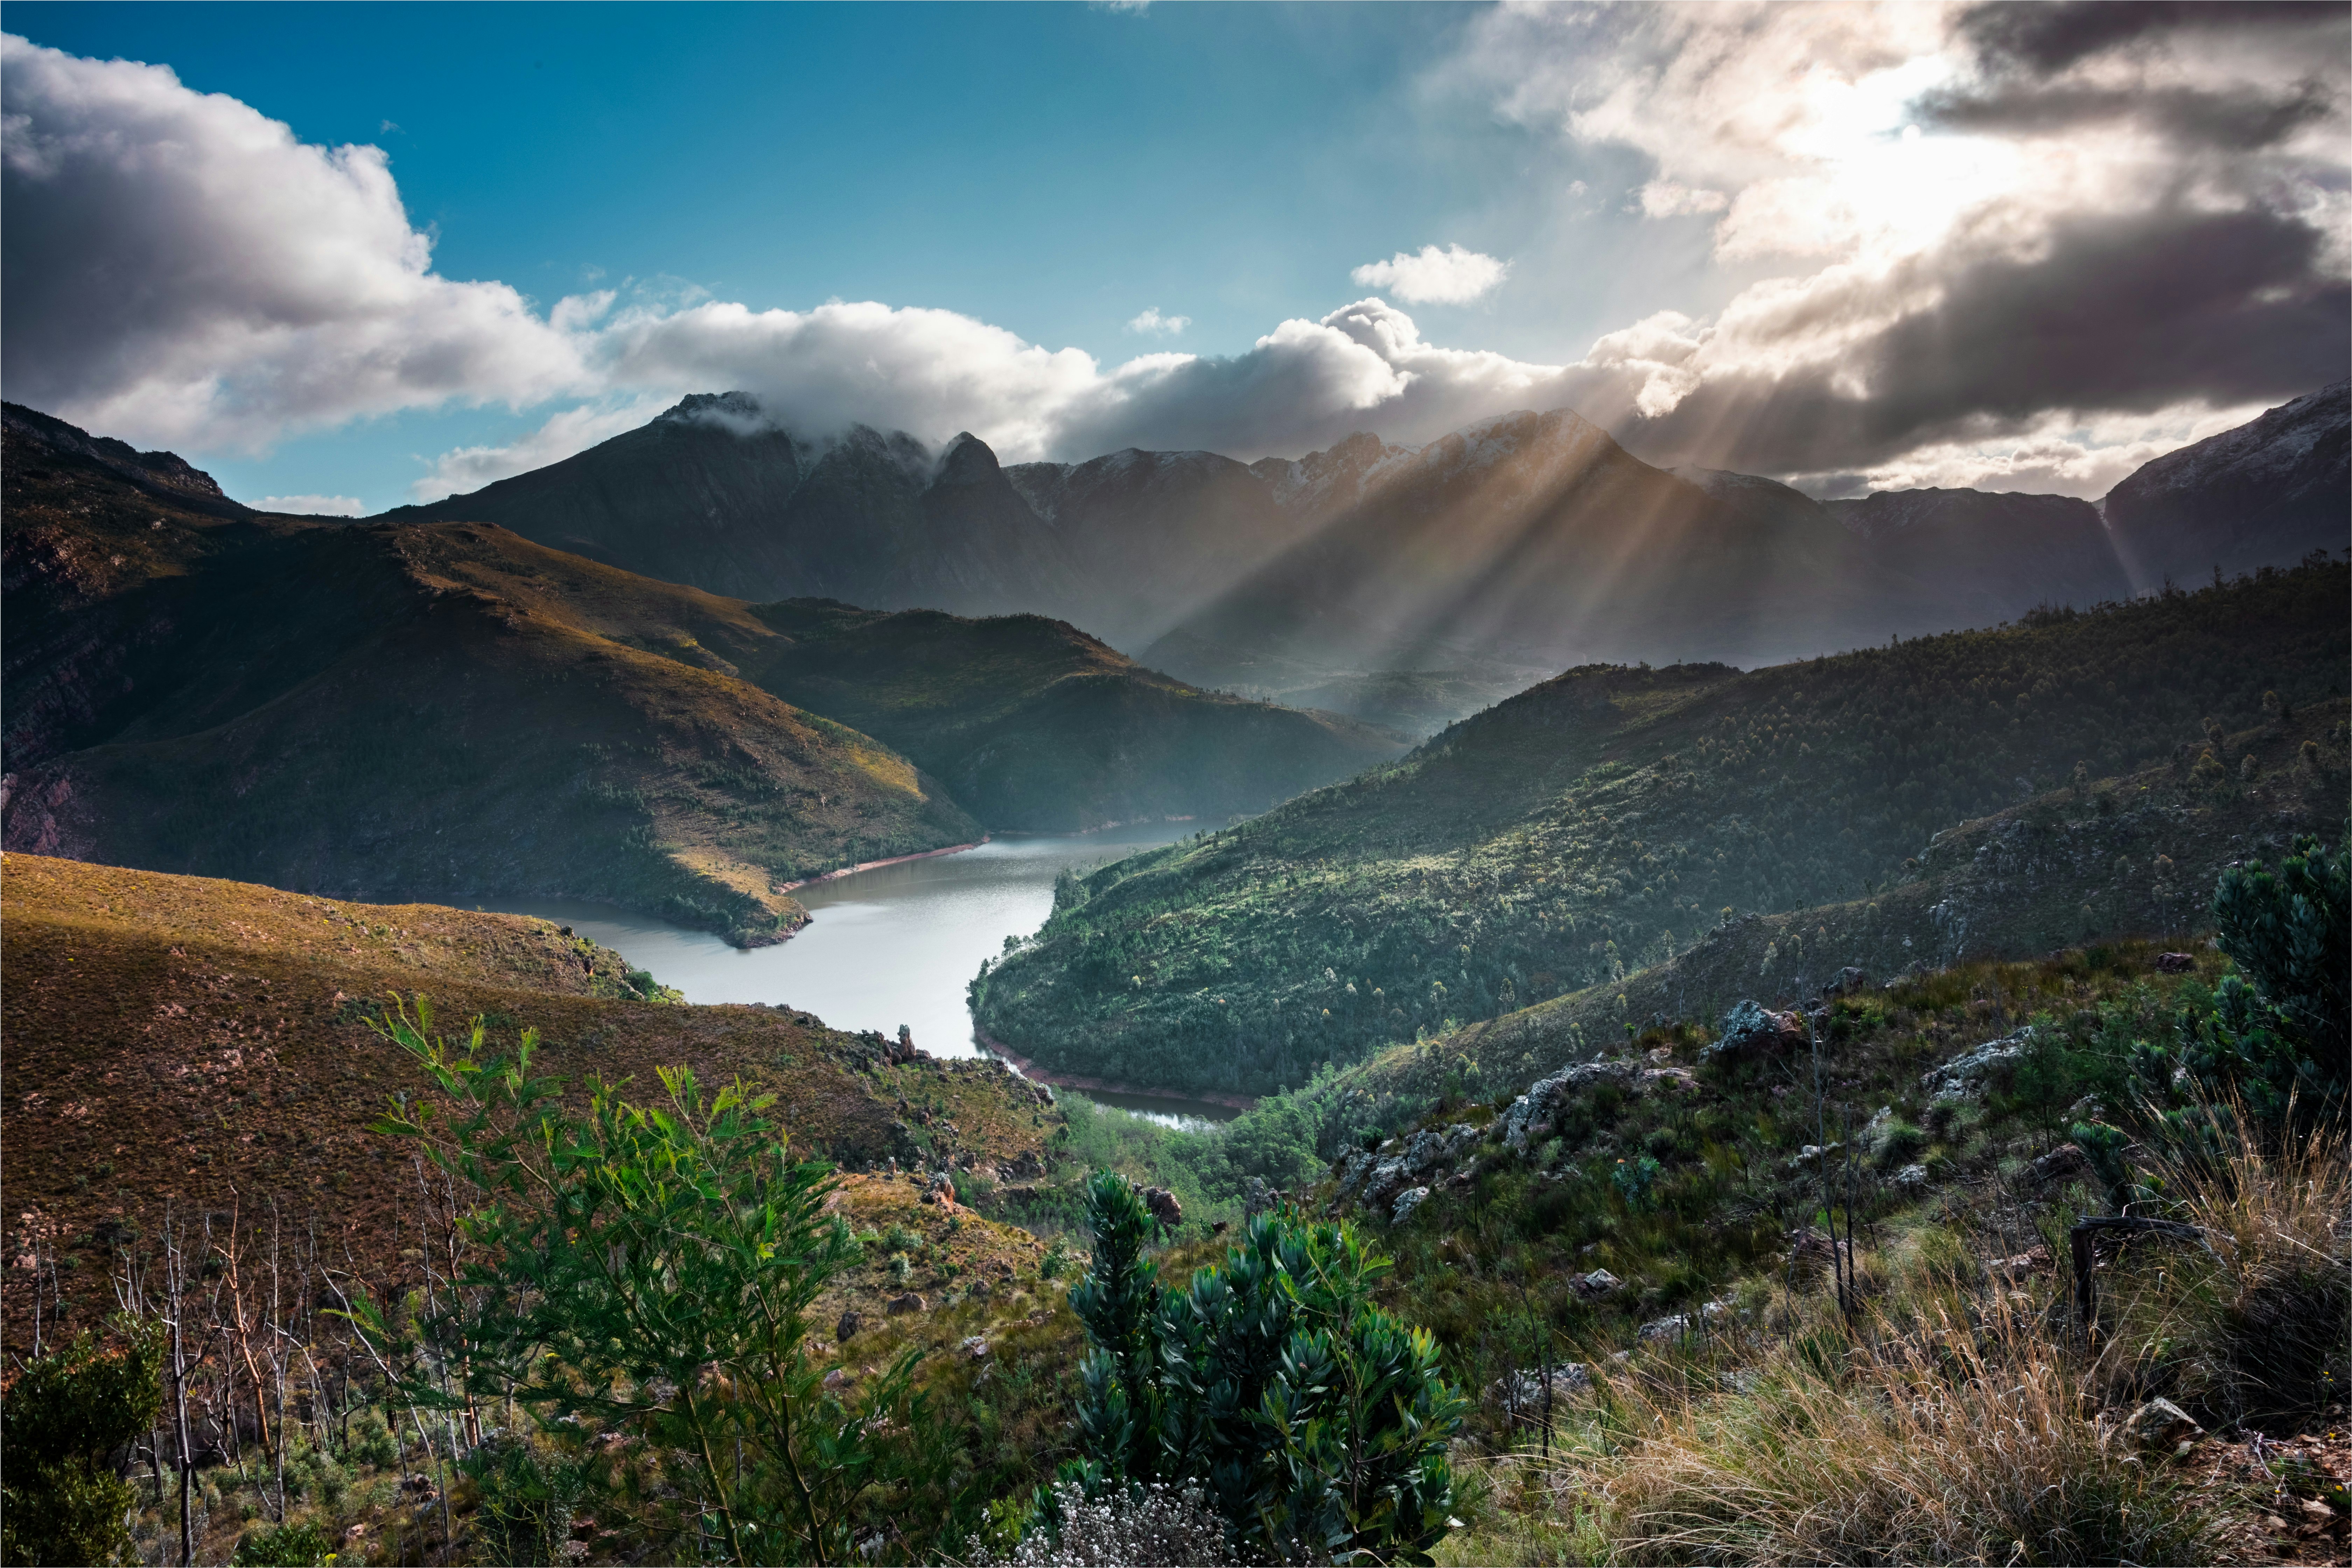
xmin=496 ymin=822 xmax=1239 ymax=1127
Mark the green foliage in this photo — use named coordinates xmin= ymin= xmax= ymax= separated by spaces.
xmin=360 ymin=994 xmax=932 ymax=1566
xmin=0 ymin=1317 xmax=166 ymax=1568
xmin=462 ymin=1436 xmax=592 ymax=1567
xmin=1062 ymin=1175 xmax=1466 ymax=1563
xmin=229 ymin=1521 xmax=336 ymax=1567
xmin=1610 ymin=1155 xmax=1662 ymax=1211
xmin=2202 ymin=832 xmax=2349 ymax=1126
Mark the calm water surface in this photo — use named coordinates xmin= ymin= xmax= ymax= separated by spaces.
xmin=496 ymin=823 xmax=1236 ymax=1127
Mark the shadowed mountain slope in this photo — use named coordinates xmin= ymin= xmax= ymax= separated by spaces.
xmin=749 ymin=599 xmax=1406 ymax=830
xmin=3 ymin=405 xmax=1398 ymax=931
xmin=2104 ymin=379 xmax=2350 ymax=590
xmin=972 ymin=560 xmax=2348 ymax=1098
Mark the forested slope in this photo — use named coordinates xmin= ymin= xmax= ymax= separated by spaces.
xmin=973 ymin=561 xmax=2350 ymax=1097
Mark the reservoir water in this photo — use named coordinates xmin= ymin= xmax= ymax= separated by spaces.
xmin=496 ymin=822 xmax=1238 ymax=1127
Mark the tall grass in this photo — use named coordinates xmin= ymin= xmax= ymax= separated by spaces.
xmin=1546 ymin=1296 xmax=2208 ymax=1567
xmin=2095 ymin=1105 xmax=2352 ymax=1432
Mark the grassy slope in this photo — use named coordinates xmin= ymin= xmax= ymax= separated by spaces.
xmin=0 ymin=854 xmax=1061 ymax=1353
xmin=747 ymin=598 xmax=1408 ymax=830
xmin=973 ymin=562 xmax=2350 ymax=1097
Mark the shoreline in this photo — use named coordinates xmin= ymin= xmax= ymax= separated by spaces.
xmin=775 ymin=835 xmax=991 ymax=892
xmin=973 ymin=1027 xmax=1258 ymax=1113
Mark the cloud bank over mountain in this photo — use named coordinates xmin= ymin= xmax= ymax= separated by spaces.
xmin=3 ymin=6 xmax=2343 ymax=503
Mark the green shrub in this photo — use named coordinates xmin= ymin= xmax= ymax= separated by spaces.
xmin=1061 ymin=1171 xmax=1465 ymax=1563
xmin=362 ymin=995 xmax=934 ymax=1566
xmin=0 ymin=1317 xmax=165 ymax=1568
xmin=229 ymin=1521 xmax=336 ymax=1567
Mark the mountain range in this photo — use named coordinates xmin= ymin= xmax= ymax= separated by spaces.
xmin=0 ymin=404 xmax=1399 ymax=942
xmin=380 ymin=381 xmax=2348 ymax=716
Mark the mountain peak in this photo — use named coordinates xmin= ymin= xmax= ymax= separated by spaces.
xmin=934 ymin=431 xmax=1004 ymax=483
xmin=659 ymin=390 xmax=772 ymax=433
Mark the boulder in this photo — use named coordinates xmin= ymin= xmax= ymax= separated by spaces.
xmin=959 ymin=1335 xmax=992 ymax=1360
xmin=1500 ymin=1061 xmax=1642 ymax=1151
xmin=1891 ymin=1163 xmax=1932 ymax=1194
xmin=1391 ymin=1185 xmax=1432 ymax=1225
xmin=1921 ymin=1027 xmax=2034 ymax=1101
xmin=1141 ymin=1186 xmax=1184 ymax=1229
xmin=1568 ymin=1268 xmax=1622 ymax=1301
xmin=1003 ymin=1148 xmax=1045 ymax=1181
xmin=2029 ymin=1143 xmax=2091 ymax=1184
xmin=2154 ymin=952 xmax=2195 ymax=974
xmin=836 ymin=1310 xmax=863 ymax=1342
xmin=1703 ymin=1000 xmax=1805 ymax=1065
xmin=1820 ymin=967 xmax=1868 ymax=999
xmin=884 ymin=1292 xmax=926 ymax=1316
xmin=2119 ymin=1397 xmax=2202 ymax=1450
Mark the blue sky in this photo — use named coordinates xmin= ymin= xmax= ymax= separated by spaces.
xmin=4 ymin=3 xmax=2342 ymax=509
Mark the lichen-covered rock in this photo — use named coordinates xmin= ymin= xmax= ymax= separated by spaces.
xmin=1891 ymin=1162 xmax=1932 ymax=1194
xmin=1568 ymin=1268 xmax=1622 ymax=1300
xmin=1390 ymin=1185 xmax=1432 ymax=1225
xmin=1703 ymin=1000 xmax=1806 ymax=1065
xmin=1499 ymin=1060 xmax=1642 ymax=1150
xmin=1922 ymin=1027 xmax=2034 ymax=1101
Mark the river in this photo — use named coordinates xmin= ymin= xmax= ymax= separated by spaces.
xmin=495 ymin=823 xmax=1239 ymax=1128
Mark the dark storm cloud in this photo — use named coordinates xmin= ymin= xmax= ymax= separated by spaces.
xmin=1588 ymin=203 xmax=2350 ymax=479
xmin=1919 ymin=78 xmax=2340 ymax=152
xmin=1955 ymin=2 xmax=2338 ymax=78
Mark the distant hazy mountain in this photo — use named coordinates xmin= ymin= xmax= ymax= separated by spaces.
xmin=379 ymin=380 xmax=2345 ymax=688
xmin=2102 ymin=380 xmax=2348 ymax=589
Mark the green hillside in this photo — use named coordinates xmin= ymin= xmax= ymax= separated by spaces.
xmin=972 ymin=560 xmax=2350 ymax=1097
xmin=749 ymin=598 xmax=1406 ymax=829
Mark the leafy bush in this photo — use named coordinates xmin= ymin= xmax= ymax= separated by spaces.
xmin=0 ymin=1317 xmax=164 ymax=1568
xmin=363 ymin=995 xmax=932 ymax=1566
xmin=1062 ymin=1171 xmax=1466 ymax=1563
xmin=229 ymin=1521 xmax=336 ymax=1567
xmin=2199 ymin=832 xmax=2348 ymax=1128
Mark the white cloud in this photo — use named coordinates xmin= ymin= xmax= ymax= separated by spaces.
xmin=1348 ymin=243 xmax=1512 ymax=305
xmin=406 ymin=393 xmax=680 ymax=502
xmin=1636 ymin=180 xmax=1728 ymax=218
xmin=0 ymin=34 xmax=594 ymax=452
xmin=4 ymin=23 xmax=2338 ymax=503
xmin=1125 ymin=307 xmax=1191 ymax=336
xmin=254 ymin=493 xmax=365 ymax=516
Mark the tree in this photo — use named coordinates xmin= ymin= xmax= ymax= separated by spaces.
xmin=0 ymin=1318 xmax=165 ymax=1568
xmin=1061 ymin=1175 xmax=1464 ymax=1564
xmin=359 ymin=996 xmax=925 ymax=1566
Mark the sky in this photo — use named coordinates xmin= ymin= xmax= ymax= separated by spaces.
xmin=3 ymin=1 xmax=2345 ymax=514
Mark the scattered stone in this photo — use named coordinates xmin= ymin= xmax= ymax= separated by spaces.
xmin=822 ymin=1368 xmax=849 ymax=1388
xmin=1891 ymin=1163 xmax=1932 ymax=1194
xmin=1788 ymin=1141 xmax=1845 ymax=1170
xmin=1568 ymin=1269 xmax=1622 ymax=1301
xmin=884 ymin=1292 xmax=926 ymax=1316
xmin=836 ymin=1310 xmax=863 ymax=1342
xmin=1637 ymin=1313 xmax=1692 ymax=1343
xmin=1211 ymin=1220 xmax=1230 ymax=1236
xmin=2155 ymin=952 xmax=2196 ymax=973
xmin=2029 ymin=1144 xmax=2091 ymax=1183
xmin=959 ymin=1335 xmax=991 ymax=1360
xmin=1703 ymin=1000 xmax=1806 ymax=1065
xmin=2120 ymin=1397 xmax=2202 ymax=1451
xmin=1003 ymin=1148 xmax=1045 ymax=1181
xmin=1391 ymin=1185 xmax=1432 ymax=1225
xmin=1986 ymin=1244 xmax=2053 ymax=1282
xmin=1922 ymin=1027 xmax=2034 ymax=1101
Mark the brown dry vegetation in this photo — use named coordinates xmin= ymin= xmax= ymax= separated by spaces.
xmin=0 ymin=853 xmax=1062 ymax=1356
